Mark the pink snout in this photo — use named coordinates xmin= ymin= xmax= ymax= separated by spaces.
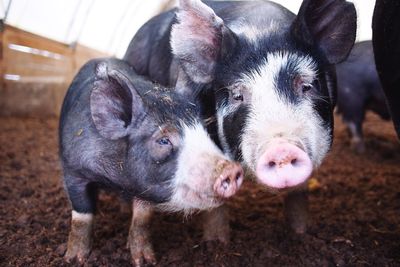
xmin=214 ymin=162 xmax=244 ymax=198
xmin=256 ymin=142 xmax=312 ymax=189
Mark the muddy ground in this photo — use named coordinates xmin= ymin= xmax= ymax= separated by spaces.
xmin=1 ymin=112 xmax=399 ymax=267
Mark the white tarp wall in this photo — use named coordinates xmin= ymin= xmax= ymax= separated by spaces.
xmin=1 ymin=0 xmax=177 ymax=57
xmin=1 ymin=0 xmax=375 ymax=58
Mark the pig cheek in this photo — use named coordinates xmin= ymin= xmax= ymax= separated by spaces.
xmin=183 ymin=153 xmax=219 ymax=191
xmin=170 ymin=153 xmax=223 ymax=211
xmin=240 ymin=126 xmax=265 ymax=174
xmin=166 ymin=157 xmax=224 ymax=213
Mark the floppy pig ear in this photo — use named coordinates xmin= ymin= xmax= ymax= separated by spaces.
xmin=292 ymin=0 xmax=357 ymax=64
xmin=90 ymin=62 xmax=143 ymax=140
xmin=171 ymin=0 xmax=226 ymax=84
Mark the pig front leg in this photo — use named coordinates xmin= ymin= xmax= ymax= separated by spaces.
xmin=346 ymin=120 xmax=365 ymax=154
xmin=342 ymin=107 xmax=366 ymax=154
xmin=284 ymin=189 xmax=309 ymax=234
xmin=128 ymin=199 xmax=156 ymax=267
xmin=64 ymin=211 xmax=94 ymax=263
xmin=202 ymin=204 xmax=230 ymax=244
xmin=64 ymin=175 xmax=97 ymax=263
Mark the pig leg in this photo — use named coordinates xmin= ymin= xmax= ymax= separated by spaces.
xmin=284 ymin=189 xmax=309 ymax=234
xmin=202 ymin=204 xmax=230 ymax=244
xmin=346 ymin=120 xmax=365 ymax=153
xmin=64 ymin=175 xmax=97 ymax=263
xmin=65 ymin=211 xmax=94 ymax=263
xmin=127 ymin=199 xmax=156 ymax=267
xmin=342 ymin=106 xmax=366 ymax=153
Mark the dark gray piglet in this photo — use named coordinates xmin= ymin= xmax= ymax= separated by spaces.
xmin=59 ymin=58 xmax=243 ymax=264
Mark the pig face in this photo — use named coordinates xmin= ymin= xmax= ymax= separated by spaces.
xmin=217 ymin=50 xmax=332 ymax=189
xmin=89 ymin=60 xmax=243 ymax=212
xmin=170 ymin=0 xmax=356 ymax=190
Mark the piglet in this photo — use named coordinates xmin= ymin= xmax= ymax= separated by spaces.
xmin=124 ymin=0 xmax=357 ymax=237
xmin=59 ymin=58 xmax=243 ymax=264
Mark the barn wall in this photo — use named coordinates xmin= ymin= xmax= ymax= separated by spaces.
xmin=0 ymin=24 xmax=108 ymax=117
xmin=2 ymin=0 xmax=177 ymax=57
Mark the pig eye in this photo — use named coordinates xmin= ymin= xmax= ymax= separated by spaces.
xmin=226 ymin=84 xmax=248 ymax=104
xmin=293 ymin=75 xmax=314 ymax=95
xmin=302 ymin=83 xmax=313 ymax=93
xmin=149 ymin=129 xmax=177 ymax=163
xmin=157 ymin=137 xmax=172 ymax=146
xmin=233 ymin=93 xmax=244 ymax=101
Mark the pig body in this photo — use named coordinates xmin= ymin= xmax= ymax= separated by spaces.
xmin=336 ymin=40 xmax=390 ymax=153
xmin=59 ymin=58 xmax=243 ymax=264
xmin=124 ymin=0 xmax=356 ymax=235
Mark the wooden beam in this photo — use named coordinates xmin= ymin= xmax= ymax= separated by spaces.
xmin=0 ymin=24 xmax=109 ymax=117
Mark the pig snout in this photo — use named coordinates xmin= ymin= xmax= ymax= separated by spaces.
xmin=213 ymin=161 xmax=244 ymax=198
xmin=256 ymin=141 xmax=312 ymax=189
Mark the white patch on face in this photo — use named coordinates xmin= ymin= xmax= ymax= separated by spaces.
xmin=164 ymin=122 xmax=227 ymax=213
xmin=229 ymin=20 xmax=280 ymax=44
xmin=240 ymin=52 xmax=331 ymax=174
xmin=71 ymin=210 xmax=93 ymax=222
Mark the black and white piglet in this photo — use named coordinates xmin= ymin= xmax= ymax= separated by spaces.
xmin=336 ymin=40 xmax=390 ymax=153
xmin=59 ymin=58 xmax=243 ymax=264
xmin=124 ymin=0 xmax=356 ymax=235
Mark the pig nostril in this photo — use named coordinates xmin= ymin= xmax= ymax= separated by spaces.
xmin=222 ymin=178 xmax=230 ymax=190
xmin=291 ymin=159 xmax=297 ymax=165
xmin=268 ymin=161 xmax=276 ymax=168
xmin=236 ymin=173 xmax=241 ymax=181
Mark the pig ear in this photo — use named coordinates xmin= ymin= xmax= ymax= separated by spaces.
xmin=171 ymin=0 xmax=227 ymax=84
xmin=90 ymin=62 xmax=144 ymax=140
xmin=291 ymin=0 xmax=357 ymax=64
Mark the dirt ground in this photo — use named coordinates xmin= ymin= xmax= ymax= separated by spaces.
xmin=1 ymin=112 xmax=399 ymax=267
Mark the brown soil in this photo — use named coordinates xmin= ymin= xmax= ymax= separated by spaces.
xmin=1 ymin=112 xmax=399 ymax=267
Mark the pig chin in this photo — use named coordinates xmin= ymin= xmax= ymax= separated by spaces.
xmin=161 ymin=185 xmax=224 ymax=214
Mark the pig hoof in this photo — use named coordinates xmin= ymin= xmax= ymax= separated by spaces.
xmin=130 ymin=243 xmax=156 ymax=267
xmin=353 ymin=142 xmax=366 ymax=154
xmin=292 ymin=225 xmax=307 ymax=235
xmin=351 ymin=138 xmax=365 ymax=154
xmin=287 ymin=217 xmax=308 ymax=235
xmin=64 ymin=248 xmax=89 ymax=264
xmin=202 ymin=226 xmax=230 ymax=244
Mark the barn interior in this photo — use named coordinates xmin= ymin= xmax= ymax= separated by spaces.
xmin=1 ymin=1 xmax=399 ymax=266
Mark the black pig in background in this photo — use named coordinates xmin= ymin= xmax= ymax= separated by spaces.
xmin=336 ymin=40 xmax=390 ymax=153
